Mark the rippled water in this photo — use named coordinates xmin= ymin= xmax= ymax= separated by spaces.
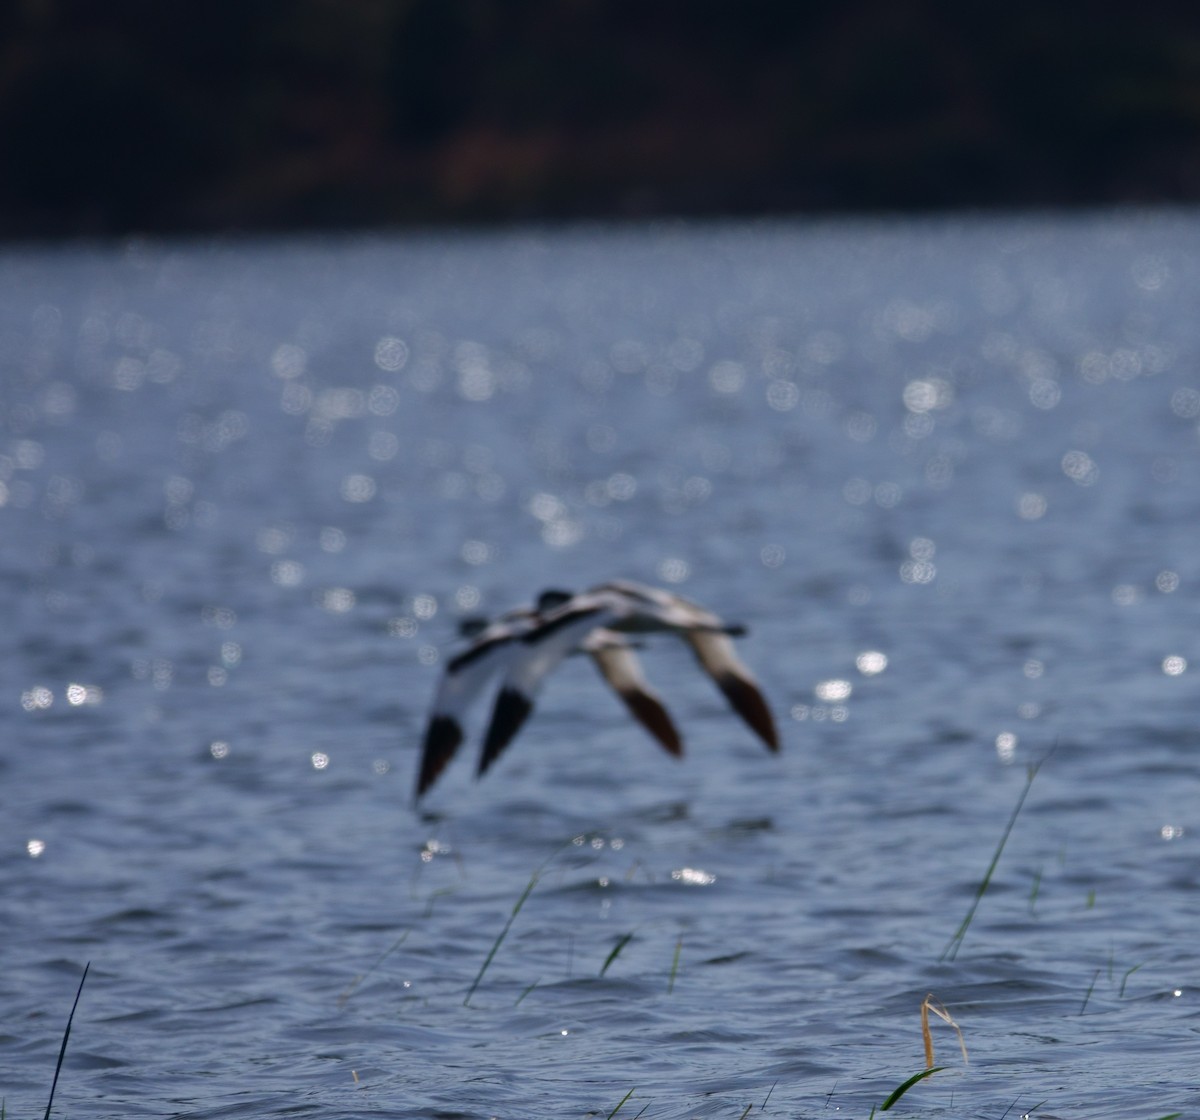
xmin=3 ymin=212 xmax=1200 ymax=1118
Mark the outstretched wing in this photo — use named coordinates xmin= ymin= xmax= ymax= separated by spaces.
xmin=414 ymin=630 xmax=517 ymax=799
xmin=476 ymin=602 xmax=614 ymax=777
xmin=683 ymin=631 xmax=779 ymax=751
xmin=585 ymin=633 xmax=684 ymax=758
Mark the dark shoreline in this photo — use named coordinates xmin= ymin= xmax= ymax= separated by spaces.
xmin=3 ymin=2 xmax=1198 ymax=241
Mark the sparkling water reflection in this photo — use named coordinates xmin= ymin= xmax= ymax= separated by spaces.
xmin=3 ymin=212 xmax=1200 ymax=1118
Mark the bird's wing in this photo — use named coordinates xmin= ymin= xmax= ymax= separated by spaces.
xmin=584 ymin=631 xmax=684 ymax=757
xmin=414 ymin=626 xmax=520 ymax=799
xmin=476 ymin=601 xmax=614 ymax=777
xmin=591 ymin=579 xmax=728 ymax=631
xmin=683 ymin=630 xmax=779 ymax=751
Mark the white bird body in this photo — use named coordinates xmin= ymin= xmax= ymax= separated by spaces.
xmin=414 ymin=589 xmax=684 ymax=799
xmin=414 ymin=580 xmax=778 ymax=800
xmin=473 ymin=581 xmax=777 ymax=781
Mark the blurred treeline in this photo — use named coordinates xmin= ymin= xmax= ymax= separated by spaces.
xmin=1 ymin=0 xmax=1198 ymax=239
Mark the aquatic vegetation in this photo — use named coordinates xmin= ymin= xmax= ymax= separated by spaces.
xmin=338 ymin=928 xmax=410 ymax=1005
xmin=1080 ymin=967 xmax=1102 ymax=1014
xmin=606 ymin=1087 xmax=642 ymax=1119
xmin=42 ymin=962 xmax=88 ymax=1120
xmin=464 ymin=866 xmax=541 ymax=1007
xmin=940 ymin=758 xmax=1044 ymax=962
xmin=1119 ymin=961 xmax=1146 ymax=998
xmin=870 ymin=1067 xmax=943 ymax=1116
xmin=599 ymin=931 xmax=636 ymax=978
xmin=920 ymin=993 xmax=967 ymax=1068
xmin=667 ymin=936 xmax=683 ymax=994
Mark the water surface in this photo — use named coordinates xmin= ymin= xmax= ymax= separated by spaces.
xmin=2 ymin=212 xmax=1199 ymax=1117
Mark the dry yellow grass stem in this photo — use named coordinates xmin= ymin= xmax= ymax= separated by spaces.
xmin=921 ymin=993 xmax=968 ymax=1069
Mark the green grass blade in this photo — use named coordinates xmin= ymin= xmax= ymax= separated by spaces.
xmin=600 ymin=932 xmax=635 ymax=978
xmin=44 ymin=961 xmax=89 ymax=1120
xmin=940 ymin=758 xmax=1043 ymax=962
xmin=879 ymin=1067 xmax=943 ymax=1111
xmin=667 ymin=937 xmax=682 ymax=994
xmin=606 ymin=1086 xmax=636 ymax=1118
xmin=1119 ymin=962 xmax=1145 ymax=998
xmin=464 ymin=870 xmax=540 ymax=1007
xmin=338 ymin=928 xmax=410 ymax=1005
xmin=1079 ymin=967 xmax=1100 ymax=1014
xmin=514 ymin=979 xmax=540 ymax=1006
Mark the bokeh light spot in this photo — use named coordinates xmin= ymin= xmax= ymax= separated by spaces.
xmin=760 ymin=544 xmax=785 ymax=569
xmin=368 ymin=431 xmax=400 ymax=461
xmin=1111 ymin=584 xmax=1142 ymax=606
xmin=1156 ymin=570 xmax=1179 ymax=593
xmin=671 ymin=867 xmax=716 ymax=886
xmin=903 ymin=378 xmax=953 ymax=413
xmin=1017 ymin=492 xmax=1047 ymax=520
xmin=708 ymin=360 xmax=746 ymax=394
xmin=461 ymin=540 xmax=492 ymax=565
xmin=319 ymin=588 xmax=356 ymax=613
xmin=21 ymin=686 xmax=54 ymax=711
xmin=271 ymin=560 xmax=305 ymax=587
xmin=374 ymin=336 xmax=409 ymax=372
xmin=341 ymin=474 xmax=377 ymax=503
xmin=995 ymin=731 xmax=1018 ymax=763
xmin=856 ymin=651 xmax=888 ymax=675
xmin=271 ymin=343 xmax=307 ymax=379
xmin=657 ymin=558 xmax=690 ymax=584
xmin=1061 ymin=450 xmax=1099 ymax=486
xmin=320 ymin=527 xmax=346 ymax=553
xmin=388 ymin=617 xmax=418 ymax=638
xmin=1162 ymin=655 xmax=1187 ymax=676
xmin=1169 ymin=388 xmax=1200 ymax=418
xmin=766 ymin=380 xmax=799 ymax=411
xmin=815 ymin=679 xmax=852 ymax=702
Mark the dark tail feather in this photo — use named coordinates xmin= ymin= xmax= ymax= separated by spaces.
xmin=619 ymin=691 xmax=684 ymax=758
xmin=478 ymin=687 xmax=534 ymax=777
xmin=414 ymin=716 xmax=463 ymax=800
xmin=716 ymin=674 xmax=779 ymax=752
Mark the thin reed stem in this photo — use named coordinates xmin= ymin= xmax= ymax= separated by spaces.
xmin=1079 ymin=968 xmax=1100 ymax=1015
xmin=940 ymin=758 xmax=1044 ymax=962
xmin=464 ymin=870 xmax=539 ymax=1007
xmin=464 ymin=838 xmax=576 ymax=1007
xmin=606 ymin=1087 xmax=636 ymax=1118
xmin=44 ymin=962 xmax=89 ymax=1120
xmin=667 ymin=937 xmax=682 ymax=993
xmin=600 ymin=932 xmax=635 ymax=978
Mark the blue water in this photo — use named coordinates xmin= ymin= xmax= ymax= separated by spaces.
xmin=3 ymin=212 xmax=1200 ymax=1118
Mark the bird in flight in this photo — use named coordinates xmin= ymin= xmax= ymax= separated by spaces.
xmin=413 ymin=580 xmax=778 ymax=800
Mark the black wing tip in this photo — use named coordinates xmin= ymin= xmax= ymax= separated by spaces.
xmin=621 ymin=692 xmax=685 ymax=758
xmin=414 ymin=715 xmax=463 ymax=800
xmin=716 ymin=674 xmax=779 ymax=752
xmin=478 ymin=687 xmax=534 ymax=777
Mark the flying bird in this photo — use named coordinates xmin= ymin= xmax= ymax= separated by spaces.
xmin=413 ymin=580 xmax=778 ymax=799
xmin=413 ymin=589 xmax=681 ymax=799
